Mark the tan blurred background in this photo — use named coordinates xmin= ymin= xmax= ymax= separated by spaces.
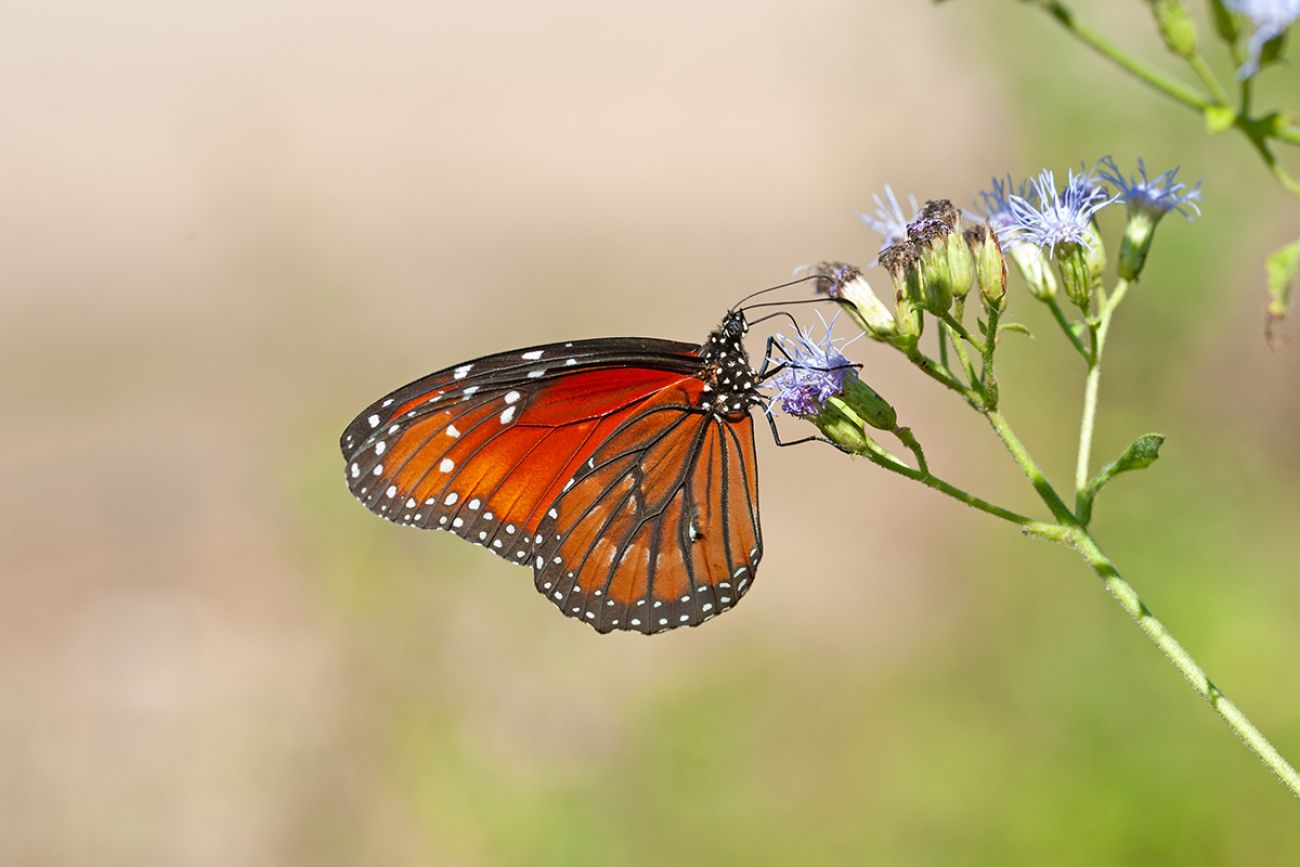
xmin=4 ymin=1 xmax=1299 ymax=864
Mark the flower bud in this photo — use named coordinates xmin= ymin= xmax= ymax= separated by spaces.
xmin=1006 ymin=241 xmax=1058 ymax=301
xmin=1098 ymin=156 xmax=1202 ymax=281
xmin=1056 ymin=241 xmax=1094 ymax=309
xmin=809 ymin=377 xmax=898 ymax=454
xmin=965 ymin=224 xmax=1007 ymax=313
xmin=907 ymin=200 xmax=961 ymax=315
xmin=1147 ymin=0 xmax=1198 ymax=59
xmin=1116 ymin=211 xmax=1158 ymax=281
xmin=813 ymin=261 xmax=897 ymax=340
xmin=831 ymin=377 xmax=897 ymax=432
xmin=879 ymin=243 xmax=925 ymax=345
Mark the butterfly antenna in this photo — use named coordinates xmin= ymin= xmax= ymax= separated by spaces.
xmin=729 ymin=274 xmax=823 ymax=313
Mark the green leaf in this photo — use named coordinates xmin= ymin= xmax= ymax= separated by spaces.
xmin=1207 ymin=0 xmax=1238 ymax=43
xmin=1079 ymin=434 xmax=1165 ymax=524
xmin=1265 ymin=237 xmax=1300 ymax=343
xmin=998 ymin=322 xmax=1033 ymax=338
xmin=1259 ymin=32 xmax=1288 ymax=71
xmin=1204 ymin=104 xmax=1236 ymax=134
xmin=1103 ymin=433 xmax=1165 ymax=477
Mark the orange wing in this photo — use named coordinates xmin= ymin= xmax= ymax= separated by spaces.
xmin=530 ymin=409 xmax=762 ymax=634
xmin=340 ymin=339 xmax=703 ymax=565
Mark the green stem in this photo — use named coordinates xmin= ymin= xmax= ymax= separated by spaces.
xmin=1075 ymin=278 xmax=1132 ymax=511
xmin=943 ymin=320 xmax=981 ymax=387
xmin=1186 ymin=54 xmax=1229 ymax=107
xmin=941 ymin=311 xmax=988 ymax=355
xmin=984 ymin=409 xmax=1077 ymax=524
xmin=1067 ymin=528 xmax=1300 ymax=800
xmin=1036 ymin=1 xmax=1211 ymax=112
xmin=906 ymin=347 xmax=981 ymax=404
xmin=1045 ymin=295 xmax=1090 ymax=360
xmin=858 ymin=439 xmax=1042 ymax=529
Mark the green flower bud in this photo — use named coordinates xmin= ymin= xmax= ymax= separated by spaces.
xmin=879 ymin=243 xmax=925 ymax=345
xmin=964 ymin=224 xmax=1007 ymax=313
xmin=1116 ymin=211 xmax=1158 ymax=281
xmin=813 ymin=261 xmax=897 ymax=340
xmin=1056 ymin=241 xmax=1094 ymax=310
xmin=1147 ymin=0 xmax=1198 ymax=58
xmin=810 ymin=378 xmax=897 ymax=453
xmin=906 ymin=200 xmax=965 ymax=315
xmin=947 ymin=227 xmax=975 ymax=303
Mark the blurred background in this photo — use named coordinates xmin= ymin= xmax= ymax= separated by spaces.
xmin=4 ymin=0 xmax=1299 ymax=864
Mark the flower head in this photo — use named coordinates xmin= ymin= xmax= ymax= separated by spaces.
xmin=1006 ymin=168 xmax=1114 ymax=254
xmin=859 ymin=185 xmax=919 ymax=252
xmin=769 ymin=315 xmax=858 ymax=417
xmin=976 ymin=175 xmax=1023 ymax=230
xmin=1225 ymin=0 xmax=1300 ymax=79
xmin=1097 ymin=156 xmax=1202 ymax=220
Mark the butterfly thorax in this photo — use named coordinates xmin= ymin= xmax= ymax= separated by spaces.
xmin=697 ymin=311 xmax=758 ymax=417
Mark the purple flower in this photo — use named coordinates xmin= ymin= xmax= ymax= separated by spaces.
xmin=769 ymin=315 xmax=858 ymax=417
xmin=1097 ymin=156 xmax=1202 ymax=220
xmin=975 ymin=174 xmax=1032 ymax=244
xmin=1226 ymin=0 xmax=1300 ymax=78
xmin=859 ymin=185 xmax=919 ymax=252
xmin=1005 ymin=168 xmax=1114 ymax=253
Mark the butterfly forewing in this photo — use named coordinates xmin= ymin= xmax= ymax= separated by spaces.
xmin=341 ymin=338 xmax=702 ymax=561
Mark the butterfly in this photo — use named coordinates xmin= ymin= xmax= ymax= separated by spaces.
xmin=337 ymin=269 xmax=855 ymax=636
xmin=340 ymin=305 xmax=770 ymax=635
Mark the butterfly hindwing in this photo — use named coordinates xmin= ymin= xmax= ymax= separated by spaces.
xmin=532 ymin=405 xmax=762 ymax=634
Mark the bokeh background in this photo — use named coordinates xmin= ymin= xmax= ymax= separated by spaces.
xmin=5 ymin=1 xmax=1299 ymax=864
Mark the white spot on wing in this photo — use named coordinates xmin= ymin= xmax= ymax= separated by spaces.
xmin=454 ymin=364 xmax=473 ymax=379
xmin=446 ymin=424 xmax=460 ymax=438
xmin=439 ymin=458 xmax=454 ymax=473
xmin=444 ymin=492 xmax=458 ymax=506
xmin=386 ymin=486 xmax=397 ymax=498
xmin=504 ymin=390 xmax=521 ymax=404
xmin=500 ymin=406 xmax=516 ymax=424
xmin=350 ymin=463 xmax=359 ymax=478
xmin=368 ymin=414 xmax=380 ymax=428
xmin=521 ymin=350 xmax=544 ymax=360
xmin=374 ymin=442 xmax=386 ymax=455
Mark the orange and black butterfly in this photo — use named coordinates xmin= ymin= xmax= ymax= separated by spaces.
xmin=340 ymin=272 xmax=859 ymax=636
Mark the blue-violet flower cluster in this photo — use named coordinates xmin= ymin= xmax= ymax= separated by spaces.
xmin=1226 ymin=0 xmax=1300 ymax=78
xmin=769 ymin=316 xmax=857 ymax=417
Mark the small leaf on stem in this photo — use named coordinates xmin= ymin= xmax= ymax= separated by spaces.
xmin=1265 ymin=237 xmax=1300 ymax=345
xmin=1080 ymin=433 xmax=1166 ymax=524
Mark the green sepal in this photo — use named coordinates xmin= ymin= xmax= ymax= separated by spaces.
xmin=1265 ymin=236 xmax=1300 ymax=342
xmin=1204 ymin=104 xmax=1236 ymax=134
xmin=1079 ymin=433 xmax=1165 ymax=524
xmin=1207 ymin=0 xmax=1238 ymax=43
xmin=1259 ymin=31 xmax=1288 ymax=72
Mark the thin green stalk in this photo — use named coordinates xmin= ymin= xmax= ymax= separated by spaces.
xmin=906 ymin=347 xmax=980 ymax=403
xmin=1036 ymin=1 xmax=1212 ymax=113
xmin=857 ymin=438 xmax=1042 ymax=528
xmin=941 ymin=311 xmax=988 ymax=355
xmin=1045 ymin=295 xmax=1090 ymax=360
xmin=984 ymin=409 xmax=1077 ymax=524
xmin=1075 ymin=278 xmax=1132 ymax=508
xmin=943 ymin=320 xmax=981 ymax=386
xmin=1187 ymin=54 xmax=1229 ymax=107
xmin=1067 ymin=528 xmax=1300 ymax=800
